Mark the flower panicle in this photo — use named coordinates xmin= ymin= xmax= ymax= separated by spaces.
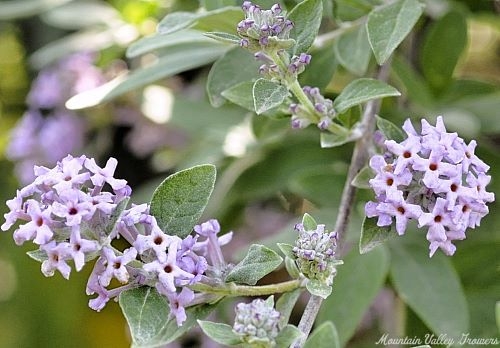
xmin=2 ymin=155 xmax=232 ymax=326
xmin=365 ymin=116 xmax=494 ymax=257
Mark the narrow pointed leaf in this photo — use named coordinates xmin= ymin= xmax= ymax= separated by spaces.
xmin=126 ymin=30 xmax=216 ymax=58
xmin=204 ymin=31 xmax=241 ymax=45
xmin=253 ymin=78 xmax=288 ymax=115
xmin=288 ymin=0 xmax=323 ymax=54
xmin=334 ymin=25 xmax=372 ymax=76
xmin=150 ymin=164 xmax=216 ymax=238
xmin=276 ymin=289 xmax=302 ymax=328
xmin=67 ymin=44 xmax=228 ymax=109
xmin=389 ymin=241 xmax=469 ymax=340
xmin=304 ymin=321 xmax=340 ymax=348
xmin=333 ymin=78 xmax=400 ymax=113
xmin=367 ymin=0 xmax=424 ymax=65
xmin=225 ymin=244 xmax=283 ymax=285
xmin=359 ymin=216 xmax=397 ymax=254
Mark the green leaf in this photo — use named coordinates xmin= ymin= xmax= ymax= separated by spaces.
xmin=66 ymin=43 xmax=228 ymax=109
xmin=252 ymin=78 xmax=289 ymax=115
xmin=26 ymin=249 xmax=48 ymax=263
xmin=157 ymin=7 xmax=242 ymax=35
xmin=359 ymin=216 xmax=397 ymax=254
xmin=421 ymin=10 xmax=468 ymax=93
xmin=304 ymin=321 xmax=340 ymax=348
xmin=201 ymin=0 xmax=236 ymax=10
xmin=288 ymin=0 xmax=323 ymax=54
xmin=334 ymin=0 xmax=379 ymax=22
xmin=306 ymin=280 xmax=332 ymax=299
xmin=225 ymin=244 xmax=283 ymax=285
xmin=389 ymin=241 xmax=469 ymax=340
xmin=275 ymin=325 xmax=303 ymax=347
xmin=367 ymin=0 xmax=424 ymax=65
xmin=285 ymin=256 xmax=301 ymax=278
xmin=301 ymin=213 xmax=318 ymax=230
xmin=334 ymin=25 xmax=372 ymax=76
xmin=318 ymin=246 xmax=389 ymax=346
xmin=276 ymin=289 xmax=302 ymax=329
xmin=40 ymin=1 xmax=119 ymax=30
xmin=333 ymin=78 xmax=400 ymax=113
xmin=221 ymin=81 xmax=256 ymax=111
xmin=277 ymin=243 xmax=295 ymax=259
xmin=204 ymin=31 xmax=241 ymax=45
xmin=375 ymin=115 xmax=405 ymax=142
xmin=126 ymin=29 xmax=216 ymax=58
xmin=120 ymin=287 xmax=216 ymax=347
xmin=351 ymin=165 xmax=374 ymax=189
xmin=197 ymin=321 xmax=242 ymax=345
xmin=320 ymin=129 xmax=359 ymax=148
xmin=150 ymin=164 xmax=216 ymax=238
xmin=207 ymin=47 xmax=260 ymax=107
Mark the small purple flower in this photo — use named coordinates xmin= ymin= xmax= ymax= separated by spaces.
xmin=84 ymin=157 xmax=128 ymax=191
xmin=52 ymin=189 xmax=93 ymax=226
xmin=41 ymin=241 xmax=72 ymax=279
xmin=98 ymin=247 xmax=138 ymax=287
xmin=13 ymin=199 xmax=54 ymax=245
xmin=68 ymin=226 xmax=99 ymax=271
xmin=166 ymin=287 xmax=195 ymax=326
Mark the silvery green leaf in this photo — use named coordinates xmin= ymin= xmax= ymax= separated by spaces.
xmin=376 ymin=115 xmax=406 ymax=142
xmin=304 ymin=321 xmax=340 ymax=348
xmin=351 ymin=165 xmax=375 ymax=189
xmin=334 ymin=25 xmax=372 ymax=76
xmin=288 ymin=0 xmax=323 ymax=54
xmin=225 ymin=244 xmax=283 ymax=285
xmin=197 ymin=320 xmax=242 ymax=346
xmin=301 ymin=213 xmax=318 ymax=230
xmin=359 ymin=216 xmax=396 ymax=254
xmin=253 ymin=78 xmax=289 ymax=115
xmin=150 ymin=165 xmax=216 ymax=238
xmin=366 ymin=0 xmax=424 ymax=65
xmin=306 ymin=280 xmax=332 ymax=299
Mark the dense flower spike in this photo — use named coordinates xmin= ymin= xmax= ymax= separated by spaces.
xmin=2 ymin=155 xmax=232 ymax=325
xmin=293 ymin=223 xmax=340 ymax=286
xmin=365 ymin=116 xmax=494 ymax=256
xmin=233 ymin=297 xmax=281 ymax=347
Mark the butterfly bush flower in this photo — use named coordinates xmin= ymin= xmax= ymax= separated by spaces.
xmin=2 ymin=154 xmax=234 ymax=325
xmin=293 ymin=223 xmax=340 ymax=286
xmin=365 ymin=116 xmax=494 ymax=256
xmin=290 ymin=86 xmax=337 ymax=130
xmin=233 ymin=297 xmax=281 ymax=347
xmin=6 ymin=52 xmax=104 ymax=184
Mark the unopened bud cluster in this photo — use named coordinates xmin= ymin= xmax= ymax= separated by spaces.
xmin=365 ymin=116 xmax=494 ymax=256
xmin=238 ymin=2 xmax=293 ymax=50
xmin=290 ymin=86 xmax=337 ymax=130
xmin=293 ymin=223 xmax=339 ymax=285
xmin=233 ymin=297 xmax=281 ymax=347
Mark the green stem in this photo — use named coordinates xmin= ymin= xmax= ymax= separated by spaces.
xmin=288 ymin=79 xmax=318 ymax=120
xmin=189 ymin=278 xmax=304 ymax=297
xmin=313 ymin=17 xmax=366 ymax=49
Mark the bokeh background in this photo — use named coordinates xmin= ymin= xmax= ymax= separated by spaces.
xmin=0 ymin=0 xmax=499 ymax=347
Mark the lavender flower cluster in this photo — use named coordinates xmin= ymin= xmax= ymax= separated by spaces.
xmin=293 ymin=223 xmax=339 ymax=286
xmin=7 ymin=53 xmax=104 ymax=184
xmin=2 ymin=155 xmax=232 ymax=325
xmin=365 ymin=116 xmax=494 ymax=256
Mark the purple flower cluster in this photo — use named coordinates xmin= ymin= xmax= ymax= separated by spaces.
xmin=256 ymin=50 xmax=312 ymax=82
xmin=290 ymin=86 xmax=336 ymax=130
xmin=237 ymin=2 xmax=293 ymax=49
xmin=6 ymin=52 xmax=104 ymax=184
xmin=2 ymin=155 xmax=232 ymax=326
xmin=293 ymin=223 xmax=339 ymax=285
xmin=365 ymin=116 xmax=494 ymax=256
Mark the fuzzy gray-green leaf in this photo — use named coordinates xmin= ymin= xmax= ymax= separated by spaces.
xmin=225 ymin=244 xmax=283 ymax=285
xmin=253 ymin=78 xmax=288 ymax=115
xmin=288 ymin=0 xmax=323 ymax=55
xmin=359 ymin=216 xmax=397 ymax=254
xmin=197 ymin=321 xmax=242 ymax=345
xmin=150 ymin=165 xmax=216 ymax=238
